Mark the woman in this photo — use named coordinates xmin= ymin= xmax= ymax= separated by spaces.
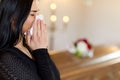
xmin=0 ymin=0 xmax=60 ymax=80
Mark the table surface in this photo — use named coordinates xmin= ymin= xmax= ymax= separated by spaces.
xmin=50 ymin=45 xmax=120 ymax=79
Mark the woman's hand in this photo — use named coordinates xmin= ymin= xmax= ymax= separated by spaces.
xmin=26 ymin=19 xmax=48 ymax=50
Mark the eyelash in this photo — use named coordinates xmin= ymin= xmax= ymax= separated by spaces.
xmin=30 ymin=14 xmax=35 ymax=16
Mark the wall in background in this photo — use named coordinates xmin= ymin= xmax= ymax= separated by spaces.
xmin=39 ymin=0 xmax=120 ymax=50
xmin=81 ymin=0 xmax=120 ymax=46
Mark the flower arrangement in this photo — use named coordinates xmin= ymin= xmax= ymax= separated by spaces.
xmin=68 ymin=38 xmax=94 ymax=58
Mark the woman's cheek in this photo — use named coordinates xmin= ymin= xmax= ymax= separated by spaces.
xmin=22 ymin=16 xmax=34 ymax=33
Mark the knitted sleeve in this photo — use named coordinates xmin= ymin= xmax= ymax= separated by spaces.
xmin=32 ymin=49 xmax=61 ymax=80
xmin=0 ymin=50 xmax=41 ymax=80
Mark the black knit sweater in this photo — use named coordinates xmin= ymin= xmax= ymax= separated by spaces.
xmin=0 ymin=47 xmax=60 ymax=80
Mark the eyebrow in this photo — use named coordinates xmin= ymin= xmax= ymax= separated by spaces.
xmin=31 ymin=9 xmax=40 ymax=12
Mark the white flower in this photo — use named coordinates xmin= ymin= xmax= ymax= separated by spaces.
xmin=67 ymin=38 xmax=94 ymax=58
xmin=77 ymin=41 xmax=89 ymax=57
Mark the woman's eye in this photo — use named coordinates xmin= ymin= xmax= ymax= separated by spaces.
xmin=30 ymin=14 xmax=35 ymax=16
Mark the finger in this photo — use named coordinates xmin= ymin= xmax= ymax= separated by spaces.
xmin=43 ymin=23 xmax=47 ymax=36
xmin=33 ymin=19 xmax=38 ymax=37
xmin=37 ymin=19 xmax=41 ymax=36
xmin=44 ymin=24 xmax=48 ymax=46
xmin=44 ymin=24 xmax=47 ymax=33
xmin=44 ymin=24 xmax=48 ymax=37
xmin=41 ymin=20 xmax=46 ymax=33
xmin=42 ymin=23 xmax=48 ymax=42
xmin=38 ymin=20 xmax=44 ymax=37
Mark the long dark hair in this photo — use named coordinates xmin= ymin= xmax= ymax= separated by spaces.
xmin=0 ymin=0 xmax=33 ymax=49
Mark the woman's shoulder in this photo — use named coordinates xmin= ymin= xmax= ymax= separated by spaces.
xmin=0 ymin=47 xmax=34 ymax=63
xmin=0 ymin=48 xmax=18 ymax=60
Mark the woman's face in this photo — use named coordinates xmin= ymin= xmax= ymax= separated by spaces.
xmin=22 ymin=0 xmax=39 ymax=33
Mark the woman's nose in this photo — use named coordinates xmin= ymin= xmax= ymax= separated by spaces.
xmin=35 ymin=10 xmax=41 ymax=15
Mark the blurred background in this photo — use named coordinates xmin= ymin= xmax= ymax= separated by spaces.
xmin=38 ymin=0 xmax=120 ymax=51
xmin=37 ymin=0 xmax=120 ymax=80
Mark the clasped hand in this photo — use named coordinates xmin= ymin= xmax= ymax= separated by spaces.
xmin=26 ymin=20 xmax=48 ymax=50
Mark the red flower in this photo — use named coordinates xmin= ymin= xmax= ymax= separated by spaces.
xmin=75 ymin=38 xmax=92 ymax=50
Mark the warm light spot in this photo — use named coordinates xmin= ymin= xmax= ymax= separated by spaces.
xmin=63 ymin=16 xmax=70 ymax=23
xmin=50 ymin=3 xmax=57 ymax=10
xmin=50 ymin=15 xmax=57 ymax=22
